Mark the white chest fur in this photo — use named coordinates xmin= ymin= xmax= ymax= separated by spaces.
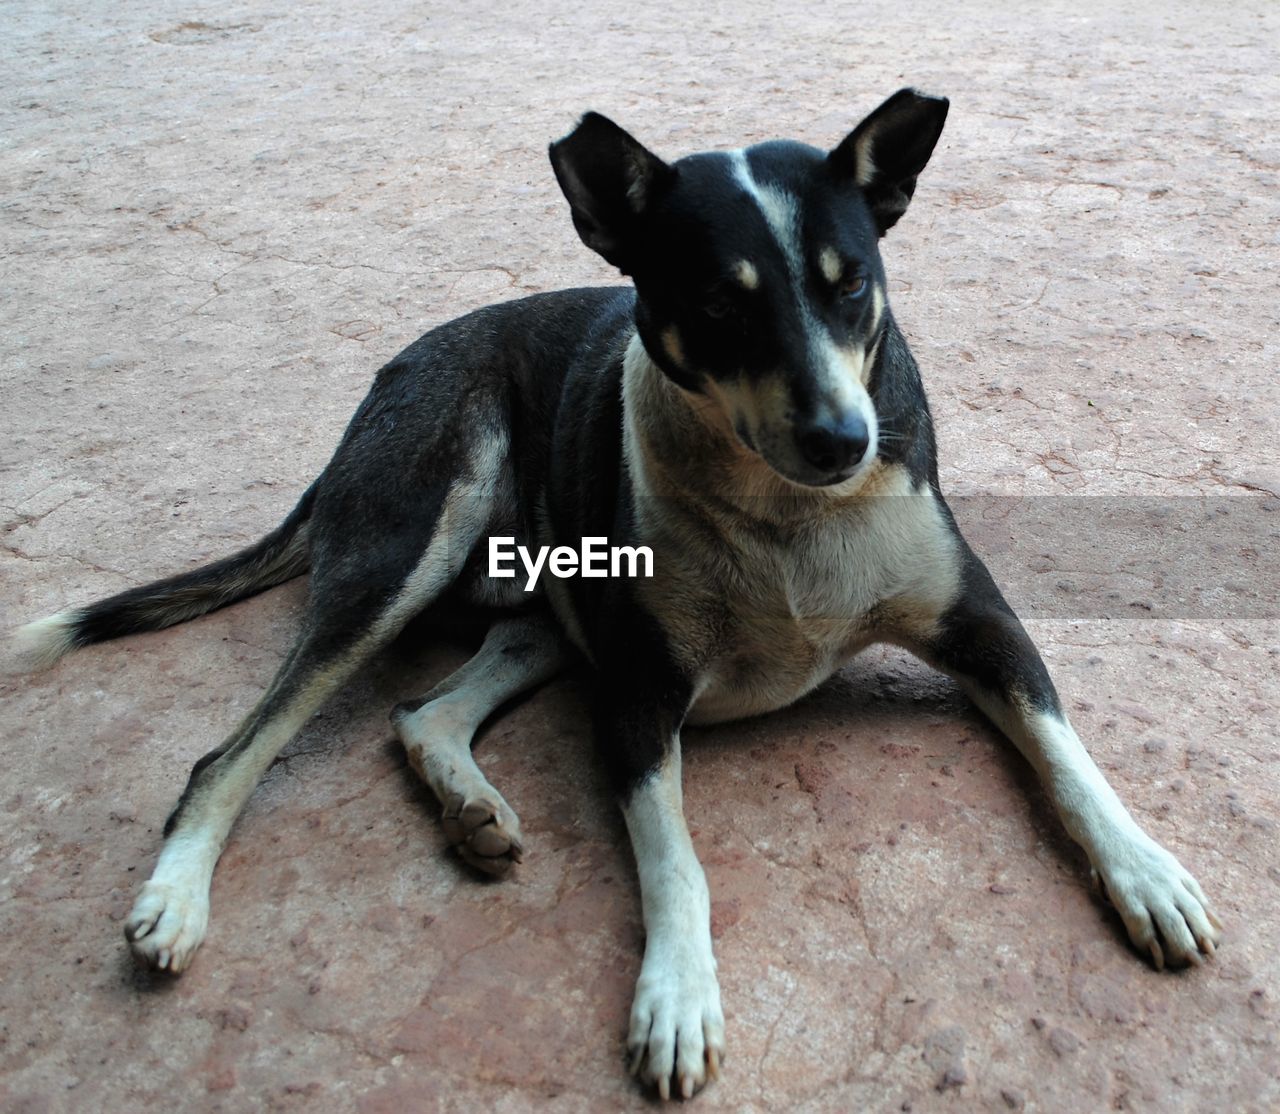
xmin=654 ymin=473 xmax=961 ymax=725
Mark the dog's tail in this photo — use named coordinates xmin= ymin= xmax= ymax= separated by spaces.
xmin=11 ymin=484 xmax=318 ymax=673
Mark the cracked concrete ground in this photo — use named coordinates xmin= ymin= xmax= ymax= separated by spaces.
xmin=2 ymin=1 xmax=1278 ymax=1110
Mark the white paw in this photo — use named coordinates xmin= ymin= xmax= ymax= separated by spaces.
xmin=1091 ymin=832 xmax=1222 ymax=969
xmin=124 ymin=881 xmax=209 ymax=973
xmin=628 ymin=956 xmax=725 ymax=1100
xmin=441 ymin=792 xmax=523 ymax=877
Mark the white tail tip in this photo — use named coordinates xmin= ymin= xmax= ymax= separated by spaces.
xmin=9 ymin=610 xmax=83 ymax=673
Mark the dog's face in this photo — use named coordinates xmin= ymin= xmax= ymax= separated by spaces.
xmin=550 ymin=90 xmax=948 ymax=488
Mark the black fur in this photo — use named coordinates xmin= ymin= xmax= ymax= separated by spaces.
xmin=71 ymin=482 xmax=316 ymax=649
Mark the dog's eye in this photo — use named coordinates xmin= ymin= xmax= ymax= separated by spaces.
xmin=703 ymin=298 xmax=734 ymax=320
xmin=839 ymin=271 xmax=868 ymax=299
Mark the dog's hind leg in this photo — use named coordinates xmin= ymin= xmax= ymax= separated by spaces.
xmin=125 ymin=438 xmax=506 ymax=973
xmin=391 ymin=611 xmax=567 ymax=875
xmin=125 ymin=632 xmax=371 ymax=972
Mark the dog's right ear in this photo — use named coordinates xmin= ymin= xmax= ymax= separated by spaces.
xmin=549 ymin=113 xmax=674 ymax=272
xmin=829 ymin=88 xmax=949 ymax=236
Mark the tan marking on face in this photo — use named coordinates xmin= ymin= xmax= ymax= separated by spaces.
xmin=734 ymin=259 xmax=759 ymax=290
xmin=854 ymin=136 xmax=877 ymax=188
xmin=819 ymin=246 xmax=842 ymax=285
xmin=828 ymin=343 xmax=869 ymax=389
xmin=865 ymin=333 xmax=883 ymax=381
xmin=662 ymin=325 xmax=685 ymax=367
xmin=703 ymin=372 xmax=792 ymax=448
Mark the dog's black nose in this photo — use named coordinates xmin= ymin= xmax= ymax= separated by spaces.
xmin=797 ymin=414 xmax=870 ymax=475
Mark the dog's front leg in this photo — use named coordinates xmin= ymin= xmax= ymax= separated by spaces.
xmin=623 ymin=736 xmax=725 ymax=1099
xmin=914 ymin=552 xmax=1222 ymax=968
xmin=597 ymin=685 xmax=725 ymax=1099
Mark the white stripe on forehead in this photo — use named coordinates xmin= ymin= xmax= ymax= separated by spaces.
xmin=729 ymin=150 xmax=805 ymax=280
xmin=728 ymin=151 xmax=878 ymax=441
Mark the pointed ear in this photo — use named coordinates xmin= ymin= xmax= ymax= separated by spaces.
xmin=549 ymin=113 xmax=675 ymax=271
xmin=829 ymin=88 xmax=949 ymax=236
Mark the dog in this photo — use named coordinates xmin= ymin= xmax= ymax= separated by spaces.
xmin=14 ymin=89 xmax=1220 ymax=1100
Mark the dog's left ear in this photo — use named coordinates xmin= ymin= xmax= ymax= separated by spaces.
xmin=829 ymin=88 xmax=949 ymax=236
xmin=549 ymin=113 xmax=675 ymax=272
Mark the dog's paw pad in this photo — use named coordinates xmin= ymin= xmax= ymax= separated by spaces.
xmin=441 ymin=794 xmax=523 ymax=877
xmin=124 ymin=882 xmax=209 ymax=974
xmin=1092 ymin=836 xmax=1221 ymax=968
xmin=627 ymin=963 xmax=725 ymax=1100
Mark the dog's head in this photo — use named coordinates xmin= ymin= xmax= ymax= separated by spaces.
xmin=550 ymin=89 xmax=948 ymax=489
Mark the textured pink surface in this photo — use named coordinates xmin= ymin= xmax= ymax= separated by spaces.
xmin=2 ymin=2 xmax=1277 ymax=1110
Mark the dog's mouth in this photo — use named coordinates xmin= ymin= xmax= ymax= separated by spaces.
xmin=701 ymin=372 xmax=880 ymax=490
xmin=770 ymin=455 xmax=873 ymax=489
xmin=734 ymin=420 xmax=879 ymax=490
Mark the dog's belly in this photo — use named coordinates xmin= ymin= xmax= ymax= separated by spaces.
xmin=687 ymin=659 xmax=838 ymax=726
xmin=685 ymin=620 xmax=870 ymax=726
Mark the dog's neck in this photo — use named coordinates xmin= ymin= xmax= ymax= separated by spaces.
xmin=621 ymin=332 xmax=892 ymax=528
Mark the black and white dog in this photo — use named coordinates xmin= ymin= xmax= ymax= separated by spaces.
xmin=15 ymin=90 xmax=1219 ymax=1099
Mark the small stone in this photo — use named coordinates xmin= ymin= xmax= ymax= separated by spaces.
xmin=1115 ymin=701 xmax=1158 ymax=725
xmin=1048 ymin=1027 xmax=1082 ymax=1056
xmin=206 ymin=1068 xmax=237 ymax=1093
xmin=1002 ymin=1089 xmax=1026 ymax=1110
xmin=1143 ymin=738 xmax=1168 ymax=754
xmin=922 ymin=1024 xmax=967 ymax=1091
xmin=216 ymin=1004 xmax=252 ymax=1032
xmin=710 ymin=897 xmax=741 ymax=938
xmin=285 ymin=1082 xmax=322 ymax=1097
